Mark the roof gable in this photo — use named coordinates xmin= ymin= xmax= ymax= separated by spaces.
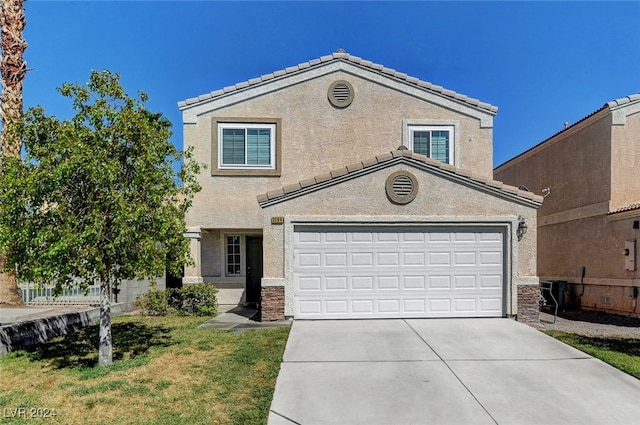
xmin=257 ymin=148 xmax=543 ymax=208
xmin=179 ymin=50 xmax=497 ymax=126
xmin=496 ymin=93 xmax=640 ymax=171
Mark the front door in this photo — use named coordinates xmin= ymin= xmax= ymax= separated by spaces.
xmin=246 ymin=236 xmax=263 ymax=305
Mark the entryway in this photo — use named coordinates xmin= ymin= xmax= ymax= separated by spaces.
xmin=246 ymin=236 xmax=263 ymax=305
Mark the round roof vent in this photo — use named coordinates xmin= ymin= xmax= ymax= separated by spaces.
xmin=328 ymin=80 xmax=354 ymax=108
xmin=386 ymin=171 xmax=419 ymax=204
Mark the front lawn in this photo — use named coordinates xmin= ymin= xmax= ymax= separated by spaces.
xmin=0 ymin=315 xmax=290 ymax=424
xmin=545 ymin=331 xmax=640 ymax=379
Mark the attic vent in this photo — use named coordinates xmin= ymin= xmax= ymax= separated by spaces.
xmin=392 ymin=175 xmax=413 ymax=196
xmin=328 ymin=80 xmax=354 ymax=108
xmin=385 ymin=171 xmax=419 ymax=205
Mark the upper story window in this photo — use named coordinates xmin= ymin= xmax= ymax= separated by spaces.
xmin=219 ymin=123 xmax=276 ymax=169
xmin=403 ymin=120 xmax=456 ymax=165
xmin=213 ymin=118 xmax=282 ymax=176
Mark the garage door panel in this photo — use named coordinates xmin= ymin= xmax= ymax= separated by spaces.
xmin=429 ymin=298 xmax=452 ymax=312
xmin=377 ymin=252 xmax=400 ymax=266
xmin=404 ymin=275 xmax=426 ymax=289
xmin=294 ymin=227 xmax=504 ymax=319
xmin=428 ymin=275 xmax=451 ymax=289
xmin=298 ymin=276 xmax=322 ymax=291
xmin=297 ymin=232 xmax=321 ymax=243
xmin=454 ymin=275 xmax=476 ymax=289
xmin=325 ymin=276 xmax=348 ymax=290
xmin=403 ymin=252 xmax=426 ymax=265
xmin=453 ymin=232 xmax=477 ymax=242
xmin=298 ymin=300 xmax=322 ymax=315
xmin=480 ymin=275 xmax=502 ymax=288
xmin=480 ymin=298 xmax=502 ymax=312
xmin=351 ymin=232 xmax=373 ymax=243
xmin=297 ymin=252 xmax=321 ymax=267
xmin=325 ymin=252 xmax=347 ymax=267
xmin=351 ymin=252 xmax=374 ymax=266
xmin=352 ymin=276 xmax=374 ymax=290
xmin=428 ymin=232 xmax=451 ymax=242
xmin=480 ymin=251 xmax=502 ymax=265
xmin=429 ymin=252 xmax=452 ymax=265
xmin=403 ymin=232 xmax=426 ymax=242
xmin=404 ymin=299 xmax=426 ymax=312
xmin=455 ymin=298 xmax=477 ymax=312
xmin=378 ymin=276 xmax=400 ymax=290
xmin=454 ymin=251 xmax=476 ymax=266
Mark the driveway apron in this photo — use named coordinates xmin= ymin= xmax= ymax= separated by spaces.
xmin=268 ymin=318 xmax=640 ymax=425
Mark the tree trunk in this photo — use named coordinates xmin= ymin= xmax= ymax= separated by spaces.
xmin=98 ymin=280 xmax=113 ymax=366
xmin=0 ymin=256 xmax=22 ymax=304
xmin=0 ymin=0 xmax=28 ymax=305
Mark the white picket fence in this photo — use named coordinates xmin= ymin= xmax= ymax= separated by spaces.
xmin=18 ymin=281 xmax=101 ymax=305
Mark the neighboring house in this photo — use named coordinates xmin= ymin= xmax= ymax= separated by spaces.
xmin=495 ymin=94 xmax=640 ymax=317
xmin=178 ymin=50 xmax=543 ymax=322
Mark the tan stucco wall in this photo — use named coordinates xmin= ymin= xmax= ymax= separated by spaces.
xmin=495 ymin=105 xmax=640 ymax=316
xmin=538 ymin=214 xmax=639 ymax=281
xmin=261 ymin=164 xmax=539 ymax=316
xmin=495 ymin=113 xmax=613 ymax=217
xmin=185 ymin=71 xmax=494 ymax=230
xmin=611 ymin=111 xmax=640 ymax=210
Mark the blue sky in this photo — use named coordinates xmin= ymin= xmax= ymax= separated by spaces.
xmin=20 ymin=1 xmax=640 ymax=167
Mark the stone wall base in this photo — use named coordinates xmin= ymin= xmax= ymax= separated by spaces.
xmin=517 ymin=284 xmax=540 ymax=323
xmin=259 ymin=286 xmax=285 ymax=322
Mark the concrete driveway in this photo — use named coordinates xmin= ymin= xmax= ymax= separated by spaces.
xmin=268 ymin=319 xmax=640 ymax=425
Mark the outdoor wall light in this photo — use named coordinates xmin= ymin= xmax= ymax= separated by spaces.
xmin=517 ymin=216 xmax=528 ymax=241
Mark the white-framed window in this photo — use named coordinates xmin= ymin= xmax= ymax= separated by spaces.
xmin=226 ymin=235 xmax=241 ymax=275
xmin=218 ymin=123 xmax=276 ymax=169
xmin=408 ymin=125 xmax=454 ymax=164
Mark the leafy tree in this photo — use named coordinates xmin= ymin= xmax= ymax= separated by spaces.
xmin=0 ymin=70 xmax=202 ymax=365
xmin=0 ymin=0 xmax=28 ymax=304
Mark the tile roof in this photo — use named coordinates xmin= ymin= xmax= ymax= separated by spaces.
xmin=257 ymin=148 xmax=543 ymax=208
xmin=608 ymin=202 xmax=640 ymax=215
xmin=496 ymin=93 xmax=640 ymax=170
xmin=178 ymin=49 xmax=497 ymax=114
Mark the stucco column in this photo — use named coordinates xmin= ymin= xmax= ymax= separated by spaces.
xmin=183 ymin=227 xmax=204 ymax=284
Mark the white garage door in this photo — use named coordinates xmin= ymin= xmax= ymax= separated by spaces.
xmin=293 ymin=226 xmax=504 ymax=319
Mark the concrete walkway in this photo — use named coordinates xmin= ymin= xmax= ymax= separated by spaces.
xmin=199 ymin=305 xmax=291 ymax=331
xmin=269 ymin=319 xmax=640 ymax=425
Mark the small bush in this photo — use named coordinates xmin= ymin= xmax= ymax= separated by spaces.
xmin=134 ymin=288 xmax=170 ymax=316
xmin=170 ymin=284 xmax=218 ymax=317
xmin=136 ymin=284 xmax=217 ymax=317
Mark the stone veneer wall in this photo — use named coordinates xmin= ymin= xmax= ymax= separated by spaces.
xmin=517 ymin=284 xmax=540 ymax=323
xmin=260 ymin=286 xmax=285 ymax=322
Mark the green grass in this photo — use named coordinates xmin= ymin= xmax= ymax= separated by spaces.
xmin=545 ymin=331 xmax=640 ymax=379
xmin=0 ymin=315 xmax=290 ymax=425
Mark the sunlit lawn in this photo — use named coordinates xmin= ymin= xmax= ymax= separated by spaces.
xmin=545 ymin=331 xmax=640 ymax=379
xmin=0 ymin=315 xmax=290 ymax=424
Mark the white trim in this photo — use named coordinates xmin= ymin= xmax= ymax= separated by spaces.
xmin=403 ymin=121 xmax=456 ymax=165
xmin=225 ymin=234 xmax=242 ymax=276
xmin=217 ymin=123 xmax=276 ymax=170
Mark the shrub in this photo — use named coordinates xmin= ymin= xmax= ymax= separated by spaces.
xmin=136 ymin=284 xmax=218 ymax=317
xmin=170 ymin=284 xmax=218 ymax=317
xmin=134 ymin=288 xmax=170 ymax=316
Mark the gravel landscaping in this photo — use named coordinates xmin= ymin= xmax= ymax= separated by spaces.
xmin=533 ymin=309 xmax=640 ymax=338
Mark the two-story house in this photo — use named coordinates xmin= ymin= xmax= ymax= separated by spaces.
xmin=495 ymin=94 xmax=640 ymax=317
xmin=178 ymin=50 xmax=543 ymax=322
